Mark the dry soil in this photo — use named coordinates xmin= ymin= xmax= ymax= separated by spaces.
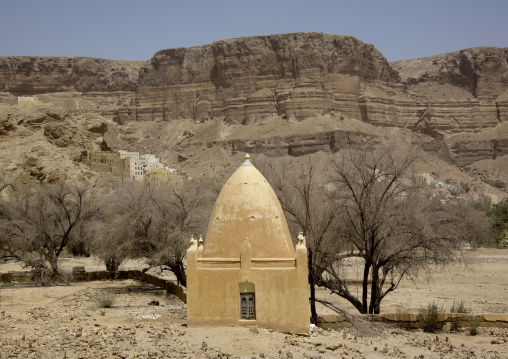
xmin=1 ymin=249 xmax=508 ymax=358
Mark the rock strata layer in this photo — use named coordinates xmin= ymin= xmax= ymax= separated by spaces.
xmin=0 ymin=33 xmax=507 ymax=167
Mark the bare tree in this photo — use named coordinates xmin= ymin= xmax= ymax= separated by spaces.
xmin=320 ymin=147 xmax=490 ymax=314
xmin=88 ymin=178 xmax=152 ymax=271
xmin=5 ymin=181 xmax=93 ymax=275
xmin=259 ymin=147 xmax=491 ymax=316
xmin=146 ymin=178 xmax=215 ymax=286
xmin=0 ymin=174 xmax=23 ymax=261
xmin=258 ymin=155 xmax=338 ymax=323
xmin=89 ymin=176 xmax=217 ymax=284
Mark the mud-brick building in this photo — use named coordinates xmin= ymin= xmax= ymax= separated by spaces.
xmin=148 ymin=168 xmax=183 ymax=187
xmin=186 ymin=155 xmax=310 ymax=334
xmin=88 ymin=152 xmax=128 ymax=177
xmin=88 ymin=151 xmax=146 ymax=180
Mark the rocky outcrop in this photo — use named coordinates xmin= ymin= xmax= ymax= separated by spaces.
xmin=132 ymin=33 xmax=398 ymax=125
xmin=391 ymin=47 xmax=508 ymax=99
xmin=449 ymin=138 xmax=508 ymax=166
xmin=187 ymin=129 xmax=382 ymax=158
xmin=389 ymin=48 xmax=508 ymax=165
xmin=0 ymin=104 xmax=105 ymax=181
xmin=0 ymin=33 xmax=507 ymax=168
xmin=0 ymin=57 xmax=145 ymax=123
xmin=388 ymin=47 xmax=508 ymax=139
xmin=0 ymin=56 xmax=144 ymax=93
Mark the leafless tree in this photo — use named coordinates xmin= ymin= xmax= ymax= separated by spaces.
xmin=0 ymin=174 xmax=22 ymax=261
xmin=5 ymin=180 xmax=93 ymax=275
xmin=258 ymin=155 xmax=338 ymax=323
xmin=259 ymin=147 xmax=491 ymax=316
xmin=146 ymin=178 xmax=216 ymax=286
xmin=88 ymin=178 xmax=148 ymax=271
xmin=320 ymin=147 xmax=491 ymax=314
xmin=89 ymin=176 xmax=217 ymax=285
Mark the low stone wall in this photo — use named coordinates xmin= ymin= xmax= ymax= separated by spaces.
xmin=0 ymin=269 xmax=187 ymax=304
xmin=0 ymin=272 xmax=34 ymax=283
xmin=317 ymin=313 xmax=508 ymax=330
xmin=78 ymin=270 xmax=187 ymax=303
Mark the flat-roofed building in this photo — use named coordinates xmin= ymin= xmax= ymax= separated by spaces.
xmin=149 ymin=167 xmax=183 ymax=187
xmin=88 ymin=152 xmax=128 ymax=177
xmin=118 ymin=150 xmax=140 ymax=160
xmin=18 ymin=96 xmax=42 ymax=105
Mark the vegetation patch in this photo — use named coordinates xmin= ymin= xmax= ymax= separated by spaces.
xmin=95 ymin=290 xmax=116 ymax=308
xmin=418 ymin=301 xmax=444 ymax=333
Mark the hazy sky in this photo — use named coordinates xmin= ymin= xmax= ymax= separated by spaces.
xmin=1 ymin=0 xmax=506 ymax=62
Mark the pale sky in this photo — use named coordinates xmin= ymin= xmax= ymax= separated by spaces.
xmin=1 ymin=0 xmax=506 ymax=62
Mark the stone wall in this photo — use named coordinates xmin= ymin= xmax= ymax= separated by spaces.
xmin=317 ymin=313 xmax=508 ymax=330
xmin=0 ymin=269 xmax=187 ymax=304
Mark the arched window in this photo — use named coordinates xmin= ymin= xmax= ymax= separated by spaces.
xmin=240 ymin=293 xmax=255 ymax=320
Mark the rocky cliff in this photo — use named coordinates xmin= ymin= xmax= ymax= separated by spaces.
xmin=0 ymin=56 xmax=145 ymax=119
xmin=0 ymin=33 xmax=507 ymax=175
xmin=132 ymin=33 xmax=398 ymax=125
xmin=0 ymin=56 xmax=144 ymax=93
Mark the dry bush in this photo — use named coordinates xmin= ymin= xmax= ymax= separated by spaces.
xmin=88 ymin=175 xmax=218 ymax=285
xmin=467 ymin=317 xmax=480 ymax=336
xmin=450 ymin=299 xmax=471 ymax=314
xmin=418 ymin=301 xmax=444 ymax=333
xmin=95 ymin=290 xmax=116 ymax=308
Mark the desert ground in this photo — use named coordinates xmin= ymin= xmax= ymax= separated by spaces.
xmin=1 ymin=249 xmax=508 ymax=359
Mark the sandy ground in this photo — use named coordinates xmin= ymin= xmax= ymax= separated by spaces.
xmin=1 ymin=249 xmax=508 ymax=358
xmin=317 ymin=248 xmax=508 ymax=316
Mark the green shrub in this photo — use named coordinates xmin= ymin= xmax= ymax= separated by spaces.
xmin=488 ymin=202 xmax=508 ymax=245
xmin=486 ymin=179 xmax=506 ymax=189
xmin=418 ymin=302 xmax=443 ymax=333
xmin=468 ymin=317 xmax=480 ymax=336
xmin=450 ymin=300 xmax=471 ymax=314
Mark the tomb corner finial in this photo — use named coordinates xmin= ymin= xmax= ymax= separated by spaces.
xmin=242 ymin=153 xmax=253 ymax=166
xmin=297 ymin=232 xmax=306 ymax=248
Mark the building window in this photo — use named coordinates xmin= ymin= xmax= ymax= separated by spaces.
xmin=240 ymin=293 xmax=255 ymax=320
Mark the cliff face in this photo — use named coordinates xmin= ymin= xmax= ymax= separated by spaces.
xmin=391 ymin=47 xmax=508 ymax=128
xmin=0 ymin=56 xmax=144 ymax=93
xmin=392 ymin=47 xmax=508 ymax=99
xmin=0 ymin=33 xmax=507 ymax=169
xmin=131 ymin=33 xmax=398 ymax=125
xmin=390 ymin=48 xmax=508 ymax=164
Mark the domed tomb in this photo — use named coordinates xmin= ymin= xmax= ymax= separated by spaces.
xmin=186 ymin=154 xmax=310 ymax=334
xmin=202 ymin=155 xmax=295 ymax=259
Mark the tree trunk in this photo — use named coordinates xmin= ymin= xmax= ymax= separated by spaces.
xmin=308 ymin=249 xmax=318 ymax=324
xmin=361 ymin=262 xmax=371 ymax=314
xmin=374 ymin=298 xmax=381 ymax=314
xmin=105 ymin=257 xmax=120 ymax=271
xmin=49 ymin=254 xmax=59 ymax=275
xmin=169 ymin=261 xmax=187 ymax=287
xmin=369 ymin=265 xmax=379 ymax=314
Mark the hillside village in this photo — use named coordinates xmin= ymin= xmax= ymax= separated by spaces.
xmin=87 ymin=150 xmax=185 ymax=185
xmin=14 ymin=96 xmax=508 ymax=205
